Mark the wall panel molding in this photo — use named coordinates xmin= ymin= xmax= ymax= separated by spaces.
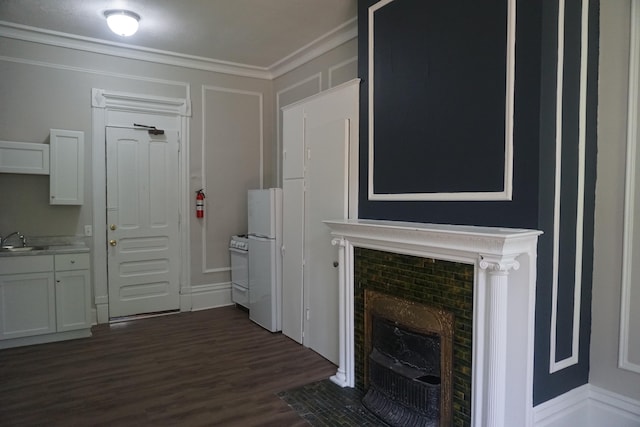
xmin=620 ymin=0 xmax=640 ymax=375
xmin=328 ymin=56 xmax=358 ymax=88
xmin=201 ymin=86 xmax=263 ymax=274
xmin=548 ymin=0 xmax=590 ymax=374
xmin=367 ymin=0 xmax=516 ymax=201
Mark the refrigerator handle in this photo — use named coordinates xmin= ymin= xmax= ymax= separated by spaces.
xmin=248 ymin=234 xmax=272 ymax=242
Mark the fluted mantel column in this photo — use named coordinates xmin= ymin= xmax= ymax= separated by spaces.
xmin=330 ymin=236 xmax=354 ymax=388
xmin=479 ymin=254 xmax=521 ymax=427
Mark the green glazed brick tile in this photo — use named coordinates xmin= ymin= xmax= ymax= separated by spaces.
xmin=354 ymin=248 xmax=473 ymax=427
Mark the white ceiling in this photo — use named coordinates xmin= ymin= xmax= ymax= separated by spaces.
xmin=0 ymin=0 xmax=358 ymax=69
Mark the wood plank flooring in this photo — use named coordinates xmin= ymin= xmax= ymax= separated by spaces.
xmin=0 ymin=306 xmax=337 ymax=426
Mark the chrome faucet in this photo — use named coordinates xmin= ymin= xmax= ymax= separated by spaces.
xmin=0 ymin=231 xmax=27 ymax=248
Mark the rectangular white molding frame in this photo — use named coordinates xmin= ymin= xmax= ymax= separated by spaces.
xmin=200 ymin=85 xmax=264 ymax=274
xmin=549 ymin=0 xmax=590 ymax=374
xmin=620 ymin=0 xmax=640 ymax=375
xmin=367 ymin=0 xmax=516 ymax=201
xmin=324 ymin=219 xmax=542 ymax=427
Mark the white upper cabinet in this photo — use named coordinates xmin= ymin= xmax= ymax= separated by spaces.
xmin=282 ymin=105 xmax=305 ymax=180
xmin=0 ymin=141 xmax=50 ymax=174
xmin=49 ymin=129 xmax=84 ymax=205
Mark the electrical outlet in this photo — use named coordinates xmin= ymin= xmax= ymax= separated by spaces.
xmin=84 ymin=225 xmax=93 ymax=236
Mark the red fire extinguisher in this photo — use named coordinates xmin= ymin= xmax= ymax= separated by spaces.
xmin=196 ymin=189 xmax=205 ymax=218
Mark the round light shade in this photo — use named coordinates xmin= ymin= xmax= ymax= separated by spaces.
xmin=105 ymin=10 xmax=140 ymax=37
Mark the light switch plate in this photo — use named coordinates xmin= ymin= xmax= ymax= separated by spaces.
xmin=84 ymin=225 xmax=92 ymax=236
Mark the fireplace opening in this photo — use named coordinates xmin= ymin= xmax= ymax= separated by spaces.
xmin=363 ymin=290 xmax=454 ymax=426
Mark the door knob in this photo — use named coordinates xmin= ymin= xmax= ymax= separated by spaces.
xmin=333 ymin=261 xmax=339 ymax=268
xmin=109 ymin=239 xmax=117 ymax=246
xmin=110 ymin=224 xmax=117 ymax=231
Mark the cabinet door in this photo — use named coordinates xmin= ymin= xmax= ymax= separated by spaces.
xmin=0 ymin=141 xmax=50 ymax=174
xmin=282 ymin=105 xmax=305 ymax=179
xmin=50 ymin=129 xmax=84 ymax=205
xmin=0 ymin=272 xmax=56 ymax=339
xmin=282 ymin=178 xmax=305 ymax=343
xmin=55 ymin=270 xmax=91 ymax=332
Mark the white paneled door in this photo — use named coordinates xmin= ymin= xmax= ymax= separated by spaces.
xmin=303 ymin=118 xmax=349 ymax=365
xmin=106 ymin=127 xmax=180 ymax=318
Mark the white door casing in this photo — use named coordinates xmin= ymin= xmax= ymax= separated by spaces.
xmin=106 ymin=127 xmax=181 ymax=318
xmin=91 ymin=88 xmax=190 ymax=323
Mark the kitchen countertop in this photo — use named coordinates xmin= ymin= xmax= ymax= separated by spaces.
xmin=0 ymin=244 xmax=90 ymax=258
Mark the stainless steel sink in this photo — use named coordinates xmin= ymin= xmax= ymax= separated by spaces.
xmin=0 ymin=246 xmax=49 ymax=252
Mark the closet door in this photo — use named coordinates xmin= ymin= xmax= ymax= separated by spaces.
xmin=282 ymin=178 xmax=304 ymax=343
xmin=282 ymin=105 xmax=305 ymax=180
xmin=303 ymin=118 xmax=350 ymax=365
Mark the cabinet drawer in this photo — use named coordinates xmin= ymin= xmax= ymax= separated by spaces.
xmin=232 ymin=283 xmax=249 ymax=308
xmin=0 ymin=255 xmax=53 ymax=274
xmin=55 ymin=253 xmax=89 ymax=271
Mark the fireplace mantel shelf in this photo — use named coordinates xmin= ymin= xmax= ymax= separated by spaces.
xmin=324 ymin=219 xmax=542 ymax=427
xmin=324 ymin=219 xmax=541 ymax=260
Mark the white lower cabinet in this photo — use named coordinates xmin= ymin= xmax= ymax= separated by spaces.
xmin=0 ymin=253 xmax=91 ymax=348
xmin=0 ymin=271 xmax=56 ymax=339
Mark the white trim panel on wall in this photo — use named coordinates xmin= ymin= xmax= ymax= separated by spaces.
xmin=201 ymin=86 xmax=263 ymax=274
xmin=620 ymin=0 xmax=640 ymax=375
xmin=367 ymin=0 xmax=516 ymax=201
xmin=548 ymin=0 xmax=590 ymax=374
xmin=328 ymin=56 xmax=358 ymax=88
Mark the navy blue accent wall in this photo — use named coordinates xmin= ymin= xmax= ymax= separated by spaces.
xmin=534 ymin=0 xmax=599 ymax=405
xmin=359 ymin=0 xmax=542 ymax=229
xmin=372 ymin=0 xmax=507 ymax=194
xmin=358 ymin=0 xmax=599 ymax=406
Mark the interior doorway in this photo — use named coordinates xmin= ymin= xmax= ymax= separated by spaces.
xmin=106 ymin=127 xmax=181 ymax=318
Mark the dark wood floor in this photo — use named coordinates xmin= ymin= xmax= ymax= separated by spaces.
xmin=0 ymin=306 xmax=337 ymax=426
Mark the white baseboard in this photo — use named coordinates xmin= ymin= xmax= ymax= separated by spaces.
xmin=534 ymin=384 xmax=640 ymax=427
xmin=190 ymin=282 xmax=233 ymax=311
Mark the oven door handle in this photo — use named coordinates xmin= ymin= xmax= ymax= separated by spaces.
xmin=229 ymin=247 xmax=248 ymax=254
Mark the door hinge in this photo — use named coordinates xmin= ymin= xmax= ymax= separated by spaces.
xmin=306 ymin=308 xmax=310 ymax=321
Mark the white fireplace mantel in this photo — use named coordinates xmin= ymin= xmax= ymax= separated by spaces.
xmin=324 ymin=219 xmax=542 ymax=427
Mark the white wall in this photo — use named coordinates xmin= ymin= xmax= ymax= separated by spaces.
xmin=592 ymin=0 xmax=640 ymax=401
xmin=0 ymin=30 xmax=357 ymax=315
xmin=0 ymin=35 xmax=272 ymax=307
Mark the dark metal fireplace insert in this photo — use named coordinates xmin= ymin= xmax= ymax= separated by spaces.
xmin=362 ymin=290 xmax=454 ymax=426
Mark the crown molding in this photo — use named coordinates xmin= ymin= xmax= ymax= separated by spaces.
xmin=269 ymin=17 xmax=358 ymax=78
xmin=0 ymin=20 xmax=271 ymax=79
xmin=0 ymin=18 xmax=358 ymax=81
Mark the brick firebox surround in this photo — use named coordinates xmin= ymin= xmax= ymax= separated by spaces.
xmin=355 ymin=248 xmax=473 ymax=426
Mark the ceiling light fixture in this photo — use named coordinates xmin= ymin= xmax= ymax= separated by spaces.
xmin=104 ymin=10 xmax=140 ymax=37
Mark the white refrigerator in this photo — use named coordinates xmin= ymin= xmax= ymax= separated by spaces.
xmin=248 ymin=188 xmax=283 ymax=332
